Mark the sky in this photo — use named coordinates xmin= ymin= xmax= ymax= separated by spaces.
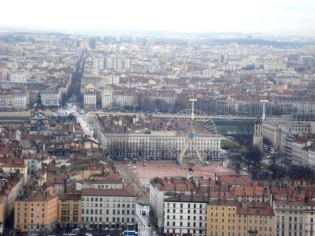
xmin=1 ymin=0 xmax=315 ymax=35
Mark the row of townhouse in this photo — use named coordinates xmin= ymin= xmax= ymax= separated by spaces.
xmin=150 ymin=175 xmax=270 ymax=231
xmin=163 ymin=196 xmax=275 ymax=236
xmin=152 ymin=175 xmax=315 ymax=236
xmin=0 ymin=89 xmax=66 ymax=111
xmin=14 ymin=180 xmax=137 ymax=235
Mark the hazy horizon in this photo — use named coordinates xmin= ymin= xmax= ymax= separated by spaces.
xmin=1 ymin=0 xmax=315 ymax=36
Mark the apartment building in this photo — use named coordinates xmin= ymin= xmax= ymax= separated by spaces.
xmin=102 ymin=87 xmax=113 ymax=109
xmin=113 ymin=92 xmax=137 ymax=107
xmin=13 ymin=90 xmax=28 ymax=110
xmin=274 ymin=199 xmax=307 ymax=236
xmin=207 ymin=200 xmax=237 ymax=236
xmin=93 ymin=55 xmax=105 ymax=71
xmin=236 ymin=202 xmax=275 ymax=236
xmin=308 ymin=149 xmax=315 ymax=167
xmin=80 ymin=188 xmax=136 ymax=229
xmin=163 ymin=194 xmax=208 ymax=236
xmin=0 ymin=89 xmax=14 ymax=110
xmin=102 ymin=74 xmax=119 ymax=85
xmin=40 ymin=90 xmax=60 ymax=107
xmin=57 ymin=193 xmax=81 ymax=228
xmin=106 ymin=56 xmax=130 ymax=72
xmin=150 ymin=177 xmax=200 ymax=228
xmin=0 ymin=176 xmax=24 ymax=234
xmin=84 ymin=84 xmax=97 ymax=110
xmin=9 ymin=71 xmax=29 ymax=82
xmin=14 ymin=191 xmax=58 ymax=235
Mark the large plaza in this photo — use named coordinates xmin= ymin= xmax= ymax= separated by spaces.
xmin=127 ymin=160 xmax=235 ymax=185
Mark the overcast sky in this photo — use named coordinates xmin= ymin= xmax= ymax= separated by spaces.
xmin=1 ymin=0 xmax=314 ymax=35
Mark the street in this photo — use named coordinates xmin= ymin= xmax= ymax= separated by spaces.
xmin=136 ymin=203 xmax=154 ymax=236
xmin=115 ymin=163 xmax=150 ymax=204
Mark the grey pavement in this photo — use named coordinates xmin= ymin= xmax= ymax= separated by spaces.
xmin=115 ymin=163 xmax=150 ymax=203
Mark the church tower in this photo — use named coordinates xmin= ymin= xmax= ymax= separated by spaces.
xmin=31 ymin=93 xmax=46 ymax=133
xmin=253 ymin=116 xmax=263 ymax=151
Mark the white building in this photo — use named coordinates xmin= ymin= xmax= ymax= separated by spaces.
xmin=163 ymin=195 xmax=208 ymax=236
xmin=308 ymin=149 xmax=315 ymax=168
xmin=305 ymin=201 xmax=315 ymax=236
xmin=93 ymin=55 xmax=105 ymax=71
xmin=13 ymin=90 xmax=28 ymax=110
xmin=149 ymin=177 xmax=208 ymax=229
xmin=40 ymin=90 xmax=60 ymax=107
xmin=9 ymin=72 xmax=29 ymax=82
xmin=113 ymin=94 xmax=137 ymax=107
xmin=274 ymin=200 xmax=307 ymax=236
xmin=80 ymin=188 xmax=136 ymax=229
xmin=96 ymin=130 xmax=221 ymax=161
xmin=103 ymin=74 xmax=120 ymax=85
xmin=24 ymin=158 xmax=41 ymax=175
xmin=84 ymin=84 xmax=97 ymax=110
xmin=106 ymin=56 xmax=130 ymax=72
xmin=101 ymin=87 xmax=113 ymax=109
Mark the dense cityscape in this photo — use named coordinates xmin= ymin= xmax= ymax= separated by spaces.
xmin=1 ymin=2 xmax=315 ymax=236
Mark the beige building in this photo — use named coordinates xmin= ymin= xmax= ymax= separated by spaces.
xmin=14 ymin=190 xmax=58 ymax=235
xmin=207 ymin=200 xmax=275 ymax=236
xmin=207 ymin=200 xmax=237 ymax=236
xmin=57 ymin=193 xmax=81 ymax=228
xmin=236 ymin=202 xmax=275 ymax=236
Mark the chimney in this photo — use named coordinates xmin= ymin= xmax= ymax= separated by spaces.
xmin=304 ymin=196 xmax=308 ymax=204
xmin=64 ymin=178 xmax=67 ymax=193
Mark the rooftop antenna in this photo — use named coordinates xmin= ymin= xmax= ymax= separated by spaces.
xmin=189 ymin=95 xmax=197 ymax=121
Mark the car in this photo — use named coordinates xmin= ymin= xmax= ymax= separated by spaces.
xmin=148 ymin=223 xmax=152 ymax=227
xmin=72 ymin=228 xmax=80 ymax=233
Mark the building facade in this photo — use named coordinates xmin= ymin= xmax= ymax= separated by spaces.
xmin=14 ymin=193 xmax=58 ymax=235
xmin=80 ymin=189 xmax=136 ymax=229
xmin=57 ymin=193 xmax=81 ymax=229
xmin=163 ymin=196 xmax=208 ymax=236
xmin=207 ymin=200 xmax=237 ymax=236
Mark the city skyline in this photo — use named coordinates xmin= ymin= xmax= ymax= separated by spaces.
xmin=1 ymin=0 xmax=315 ymax=35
